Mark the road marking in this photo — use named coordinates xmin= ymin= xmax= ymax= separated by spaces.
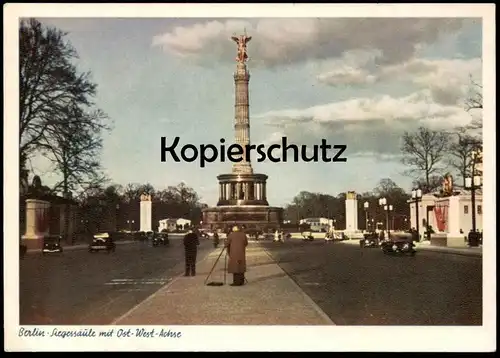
xmin=111 ymin=248 xmax=217 ymax=325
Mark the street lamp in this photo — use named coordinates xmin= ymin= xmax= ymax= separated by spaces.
xmin=127 ymin=219 xmax=135 ymax=232
xmin=363 ymin=201 xmax=369 ymax=231
xmin=378 ymin=197 xmax=387 ymax=229
xmin=115 ymin=204 xmax=120 ymax=232
xmin=411 ymin=189 xmax=423 ymax=241
xmin=465 ymin=175 xmax=482 ymax=246
xmin=384 ymin=205 xmax=393 ymax=238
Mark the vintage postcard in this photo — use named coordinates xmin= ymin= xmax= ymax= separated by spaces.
xmin=4 ymin=3 xmax=496 ymax=352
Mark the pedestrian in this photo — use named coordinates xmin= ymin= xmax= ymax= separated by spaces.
xmin=225 ymin=225 xmax=248 ymax=286
xmin=183 ymin=228 xmax=200 ymax=277
xmin=213 ymin=231 xmax=220 ymax=248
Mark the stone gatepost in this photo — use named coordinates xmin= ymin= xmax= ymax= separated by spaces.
xmin=140 ymin=193 xmax=152 ymax=232
xmin=21 ymin=199 xmax=51 ymax=249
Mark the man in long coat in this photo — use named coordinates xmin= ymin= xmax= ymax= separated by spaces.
xmin=225 ymin=225 xmax=248 ymax=286
xmin=183 ymin=229 xmax=200 ymax=276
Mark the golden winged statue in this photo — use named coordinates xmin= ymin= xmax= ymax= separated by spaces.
xmin=231 ymin=34 xmax=252 ymax=63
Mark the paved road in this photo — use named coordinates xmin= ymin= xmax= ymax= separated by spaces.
xmin=19 ymin=235 xmax=215 ymax=325
xmin=261 ymin=240 xmax=482 ymax=325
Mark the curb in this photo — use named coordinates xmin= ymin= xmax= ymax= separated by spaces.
xmin=338 ymin=239 xmax=482 ymax=257
xmin=416 ymin=246 xmax=482 ymax=257
xmin=259 ymin=244 xmax=336 ymax=326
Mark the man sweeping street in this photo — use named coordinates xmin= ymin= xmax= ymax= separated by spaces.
xmin=225 ymin=225 xmax=248 ymax=286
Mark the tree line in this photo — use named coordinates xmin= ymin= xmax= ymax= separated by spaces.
xmin=283 ymin=178 xmax=411 ymax=229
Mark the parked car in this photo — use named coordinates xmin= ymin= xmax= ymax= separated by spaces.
xmin=134 ymin=231 xmax=147 ymax=242
xmin=301 ymin=231 xmax=314 ymax=241
xmin=89 ymin=232 xmax=116 ymax=253
xmin=152 ymin=232 xmax=169 ymax=247
xmin=42 ymin=235 xmax=63 ymax=254
xmin=381 ymin=237 xmax=416 ymax=256
xmin=360 ymin=232 xmax=379 ymax=248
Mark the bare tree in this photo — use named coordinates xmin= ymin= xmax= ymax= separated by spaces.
xmin=41 ymin=105 xmax=109 ymax=195
xmin=401 ymin=126 xmax=450 ymax=188
xmin=123 ymin=183 xmax=142 ymax=203
xmin=39 ymin=104 xmax=109 ymax=243
xmin=19 ymin=19 xmax=98 ymax=171
xmin=465 ymin=75 xmax=483 ymax=131
xmin=447 ymin=127 xmax=482 ymax=187
xmin=412 ymin=175 xmax=443 ymax=194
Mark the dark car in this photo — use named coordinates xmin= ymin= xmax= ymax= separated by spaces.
xmin=42 ymin=235 xmax=63 ymax=254
xmin=360 ymin=232 xmax=379 ymax=248
xmin=381 ymin=236 xmax=416 ymax=256
xmin=152 ymin=232 xmax=169 ymax=247
xmin=89 ymin=233 xmax=116 ymax=253
xmin=134 ymin=231 xmax=147 ymax=242
xmin=302 ymin=231 xmax=314 ymax=241
xmin=20 ymin=244 xmax=27 ymax=259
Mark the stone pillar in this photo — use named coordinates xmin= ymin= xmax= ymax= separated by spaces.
xmin=22 ymin=199 xmax=51 ymax=250
xmin=244 ymin=183 xmax=249 ymax=200
xmin=140 ymin=200 xmax=152 ymax=232
xmin=226 ymin=183 xmax=230 ymax=200
xmin=232 ymin=62 xmax=253 ymax=175
xmin=234 ymin=183 xmax=239 ymax=200
xmin=446 ymin=196 xmax=461 ymax=238
xmin=231 ymin=183 xmax=236 ymax=200
xmin=345 ymin=191 xmax=359 ymax=233
xmin=255 ymin=183 xmax=260 ymax=200
xmin=262 ymin=183 xmax=267 ymax=200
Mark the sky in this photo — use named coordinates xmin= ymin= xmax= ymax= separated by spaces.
xmin=31 ymin=17 xmax=482 ymax=207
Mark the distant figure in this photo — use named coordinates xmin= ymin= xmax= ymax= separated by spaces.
xmin=183 ymin=229 xmax=200 ymax=276
xmin=411 ymin=228 xmax=418 ymax=243
xmin=274 ymin=230 xmax=280 ymax=242
xmin=225 ymin=225 xmax=248 ymax=286
xmin=213 ymin=232 xmax=220 ymax=248
xmin=379 ymin=230 xmax=386 ymax=242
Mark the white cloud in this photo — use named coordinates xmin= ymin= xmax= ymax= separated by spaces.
xmin=256 ymin=89 xmax=474 ymax=159
xmin=152 ymin=18 xmax=467 ymax=67
xmin=317 ymin=56 xmax=482 ymax=105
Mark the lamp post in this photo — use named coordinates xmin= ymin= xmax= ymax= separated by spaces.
xmin=378 ymin=197 xmax=387 ymax=228
xmin=384 ymin=204 xmax=393 ymax=238
xmin=411 ymin=189 xmax=423 ymax=241
xmin=127 ymin=219 xmax=135 ymax=232
xmin=115 ymin=204 xmax=120 ymax=232
xmin=364 ymin=201 xmax=369 ymax=231
xmin=465 ymin=175 xmax=482 ymax=246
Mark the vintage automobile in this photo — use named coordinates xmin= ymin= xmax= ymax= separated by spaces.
xmin=301 ymin=231 xmax=314 ymax=241
xmin=20 ymin=244 xmax=27 ymax=259
xmin=42 ymin=235 xmax=64 ymax=254
xmin=152 ymin=231 xmax=169 ymax=247
xmin=381 ymin=237 xmax=416 ymax=256
xmin=360 ymin=232 xmax=379 ymax=248
xmin=89 ymin=232 xmax=116 ymax=253
xmin=134 ymin=231 xmax=148 ymax=242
